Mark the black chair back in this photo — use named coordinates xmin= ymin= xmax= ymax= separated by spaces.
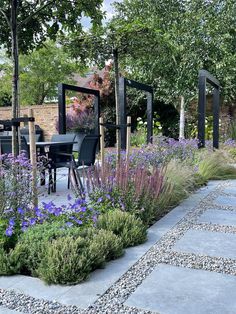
xmin=78 ymin=135 xmax=99 ymax=166
xmin=51 ymin=133 xmax=76 ymax=143
xmin=0 ymin=136 xmax=29 ymax=156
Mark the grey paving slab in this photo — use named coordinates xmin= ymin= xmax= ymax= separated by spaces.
xmin=214 ymin=195 xmax=236 ymax=207
xmin=125 ymin=264 xmax=236 ymax=314
xmin=198 ymin=208 xmax=236 ymax=226
xmin=7 ymin=275 xmax=72 ymax=301
xmin=0 ymin=275 xmax=25 ymax=289
xmin=223 ymin=187 xmax=236 ymax=197
xmin=173 ymin=229 xmax=236 ymax=259
xmin=0 ymin=307 xmax=25 ymax=314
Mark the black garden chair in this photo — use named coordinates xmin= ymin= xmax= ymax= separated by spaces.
xmin=47 ymin=141 xmax=74 ymax=193
xmin=0 ymin=136 xmax=29 ymax=157
xmin=68 ymin=135 xmax=99 ymax=191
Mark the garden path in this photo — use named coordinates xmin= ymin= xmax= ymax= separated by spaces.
xmin=1 ymin=179 xmax=236 ymax=313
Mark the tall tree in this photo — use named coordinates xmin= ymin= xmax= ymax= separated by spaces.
xmin=0 ymin=0 xmax=103 ymax=153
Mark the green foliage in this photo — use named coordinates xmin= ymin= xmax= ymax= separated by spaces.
xmin=38 ymin=236 xmax=91 ymax=284
xmin=0 ymin=1 xmax=103 ymax=55
xmin=37 ymin=229 xmax=123 ymax=285
xmin=156 ymin=160 xmax=197 ymax=211
xmin=0 ymin=246 xmax=14 ymax=275
xmin=19 ymin=42 xmax=79 ymax=105
xmin=228 ymin=148 xmax=236 ymax=161
xmin=131 ymin=114 xmax=162 ymax=147
xmin=86 ymin=229 xmax=124 ymax=269
xmin=97 ymin=210 xmax=147 ymax=248
xmin=0 ymin=56 xmax=12 ymax=107
xmin=0 ymin=219 xmax=18 ymax=251
xmin=7 ymin=221 xmax=124 ymax=284
xmin=10 ymin=221 xmax=83 ymax=275
xmin=198 ymin=151 xmax=236 ymax=180
xmin=0 ymin=42 xmax=80 ymax=106
xmin=227 ymin=120 xmax=236 ymax=140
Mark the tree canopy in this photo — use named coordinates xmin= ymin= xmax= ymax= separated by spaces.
xmin=0 ymin=0 xmax=103 ymax=54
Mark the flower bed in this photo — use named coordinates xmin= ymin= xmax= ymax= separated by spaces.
xmin=1 ymin=139 xmax=236 ymax=285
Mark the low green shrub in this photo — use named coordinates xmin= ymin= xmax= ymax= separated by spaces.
xmin=38 ymin=236 xmax=90 ymax=284
xmin=10 ymin=221 xmax=83 ymax=275
xmin=37 ymin=229 xmax=124 ymax=285
xmin=87 ymin=229 xmax=124 ymax=270
xmin=97 ymin=210 xmax=147 ymax=248
xmin=0 ymin=246 xmax=14 ymax=275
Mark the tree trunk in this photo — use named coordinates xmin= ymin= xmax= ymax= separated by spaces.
xmin=113 ymin=48 xmax=121 ymax=162
xmin=11 ymin=0 xmax=20 ymax=156
xmin=179 ymin=95 xmax=185 ymax=139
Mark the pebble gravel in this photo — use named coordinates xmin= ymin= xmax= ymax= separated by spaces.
xmin=1 ymin=181 xmax=236 ymax=314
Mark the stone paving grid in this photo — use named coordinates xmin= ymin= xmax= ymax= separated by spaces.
xmin=0 ymin=180 xmax=236 ymax=313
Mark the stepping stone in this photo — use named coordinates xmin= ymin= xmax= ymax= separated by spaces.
xmin=214 ymin=195 xmax=236 ymax=207
xmin=198 ymin=209 xmax=236 ymax=227
xmin=173 ymin=229 xmax=236 ymax=259
xmin=0 ymin=307 xmax=24 ymax=314
xmin=125 ymin=264 xmax=236 ymax=314
xmin=223 ymin=187 xmax=236 ymax=197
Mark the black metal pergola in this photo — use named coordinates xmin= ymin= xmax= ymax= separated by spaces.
xmin=119 ymin=77 xmax=153 ymax=149
xmin=198 ymin=70 xmax=220 ymax=149
xmin=58 ymin=83 xmax=100 ymax=136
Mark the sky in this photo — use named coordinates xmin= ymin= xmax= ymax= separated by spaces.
xmin=81 ymin=0 xmax=122 ymax=29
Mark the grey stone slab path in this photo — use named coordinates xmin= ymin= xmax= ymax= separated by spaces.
xmin=1 ymin=179 xmax=236 ymax=314
xmin=125 ymin=264 xmax=236 ymax=314
xmin=0 ymin=307 xmax=25 ymax=314
xmin=198 ymin=208 xmax=236 ymax=226
xmin=173 ymin=229 xmax=236 ymax=259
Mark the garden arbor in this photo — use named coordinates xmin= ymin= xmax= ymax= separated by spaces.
xmin=58 ymin=83 xmax=100 ymax=136
xmin=119 ymin=77 xmax=153 ymax=149
xmin=198 ymin=70 xmax=220 ymax=149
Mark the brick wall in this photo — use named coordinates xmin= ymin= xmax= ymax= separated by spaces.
xmin=0 ymin=104 xmax=59 ymax=140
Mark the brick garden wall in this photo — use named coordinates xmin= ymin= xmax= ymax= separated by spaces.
xmin=0 ymin=104 xmax=59 ymax=140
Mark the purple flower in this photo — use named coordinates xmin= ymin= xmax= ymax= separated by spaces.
xmin=80 ymin=206 xmax=87 ymax=212
xmin=17 ymin=207 xmax=24 ymax=215
xmin=29 ymin=218 xmax=37 ymax=226
xmin=97 ymin=197 xmax=103 ymax=203
xmin=5 ymin=227 xmax=13 ymax=237
xmin=9 ymin=218 xmax=15 ymax=226
xmin=65 ymin=222 xmax=73 ymax=228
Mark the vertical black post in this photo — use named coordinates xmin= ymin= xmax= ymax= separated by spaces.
xmin=94 ymin=94 xmax=100 ymax=136
xmin=198 ymin=75 xmax=206 ymax=148
xmin=147 ymin=91 xmax=153 ymax=143
xmin=58 ymin=83 xmax=66 ymax=134
xmin=119 ymin=77 xmax=127 ymax=149
xmin=213 ymin=87 xmax=220 ymax=149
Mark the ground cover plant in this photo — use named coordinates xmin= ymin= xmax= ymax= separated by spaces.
xmin=1 ymin=137 xmax=236 ymax=285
